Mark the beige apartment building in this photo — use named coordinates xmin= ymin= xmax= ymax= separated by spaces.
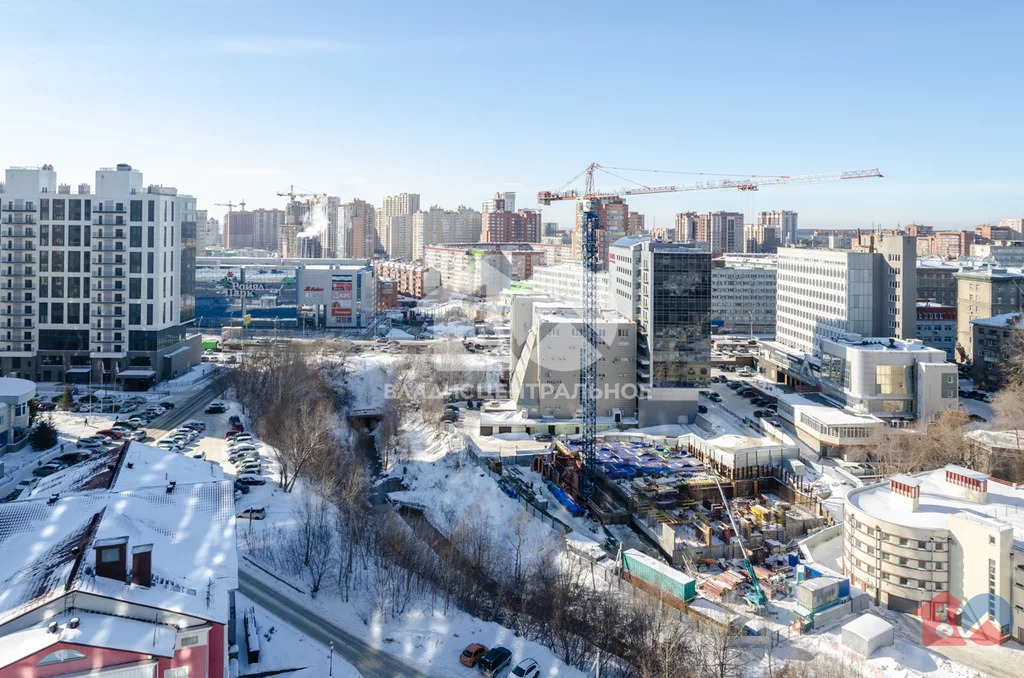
xmin=844 ymin=466 xmax=1024 ymax=643
xmin=954 ymin=266 xmax=1024 ymax=361
xmin=509 ymin=298 xmax=637 ymax=420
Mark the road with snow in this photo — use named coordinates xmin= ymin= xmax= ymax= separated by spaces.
xmin=238 ymin=569 xmax=431 ymax=678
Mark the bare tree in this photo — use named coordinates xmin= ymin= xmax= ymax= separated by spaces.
xmin=867 ymin=409 xmax=971 ymax=474
xmin=260 ymin=397 xmax=338 ymax=492
xmin=696 ymin=621 xmax=745 ymax=678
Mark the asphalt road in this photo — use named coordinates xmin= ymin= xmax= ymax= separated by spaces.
xmin=238 ymin=569 xmax=431 ymax=678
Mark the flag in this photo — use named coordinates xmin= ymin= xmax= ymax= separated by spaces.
xmin=100 ymin=362 xmax=106 ymax=376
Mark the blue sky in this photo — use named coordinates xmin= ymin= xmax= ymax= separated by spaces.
xmin=1 ymin=0 xmax=1021 ymax=229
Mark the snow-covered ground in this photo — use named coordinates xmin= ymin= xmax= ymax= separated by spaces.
xmin=234 ymin=592 xmax=359 ymax=678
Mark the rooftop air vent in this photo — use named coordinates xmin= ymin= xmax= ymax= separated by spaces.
xmin=47 ymin=621 xmax=58 ymax=634
xmin=68 ymin=617 xmax=80 ymax=629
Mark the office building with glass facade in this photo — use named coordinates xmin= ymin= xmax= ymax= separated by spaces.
xmin=610 ymin=237 xmax=711 ymax=426
xmin=819 ymin=336 xmax=958 ymax=422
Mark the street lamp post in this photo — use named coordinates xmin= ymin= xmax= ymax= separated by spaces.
xmin=329 ymin=641 xmax=334 ymax=676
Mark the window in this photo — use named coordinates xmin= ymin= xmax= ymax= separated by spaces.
xmin=148 ymin=200 xmax=155 ymax=222
xmin=179 ymin=635 xmax=199 ymax=648
xmin=130 ymin=225 xmax=142 ymax=247
xmin=164 ymin=668 xmax=189 ymax=678
xmin=52 ymin=199 xmax=65 ymax=220
xmin=37 ymin=649 xmax=87 ymax=666
xmin=942 ymin=373 xmax=957 ymax=399
xmin=876 ymin=364 xmax=910 ymax=395
xmin=130 ymin=200 xmax=143 ymax=221
xmin=990 ymin=535 xmax=996 ymax=545
xmin=100 ymin=547 xmax=120 ymax=563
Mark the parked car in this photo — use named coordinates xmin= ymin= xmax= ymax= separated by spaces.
xmin=477 ymin=647 xmax=512 ymax=678
xmin=233 ymin=480 xmax=251 ymax=494
xmin=77 ymin=436 xmax=109 ymax=448
xmin=460 ymin=643 xmax=488 ymax=668
xmin=96 ymin=428 xmax=123 ymax=440
xmin=753 ymin=410 xmax=765 ymax=418
xmin=205 ymin=404 xmax=226 ymax=414
xmin=708 ymin=392 xmax=722 ymax=403
xmin=228 ymin=433 xmax=253 ymax=443
xmin=229 ymin=443 xmax=258 ymax=454
xmin=126 ymin=417 xmax=145 ymax=428
xmin=33 ymin=463 xmax=62 ymax=477
xmin=511 ymin=659 xmax=540 ymax=678
xmin=228 ymin=415 xmax=241 ymax=425
xmin=726 ymin=381 xmax=741 ymax=389
xmin=969 ymin=413 xmax=988 ymax=422
xmin=159 ymin=401 xmax=175 ymax=409
xmin=236 ymin=474 xmax=266 ymax=486
xmin=130 ymin=430 xmax=147 ymax=441
xmin=184 ymin=420 xmax=206 ymax=430
xmin=192 ymin=451 xmax=207 ymax=460
xmin=236 ymin=507 xmax=266 ymax=520
xmin=698 ymin=405 xmax=708 ymax=414
xmin=118 ymin=403 xmax=138 ymax=414
xmin=533 ymin=433 xmax=553 ymax=442
xmin=238 ymin=464 xmax=263 ymax=476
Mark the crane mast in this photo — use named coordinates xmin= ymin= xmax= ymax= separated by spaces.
xmin=540 ymin=162 xmax=882 ymax=513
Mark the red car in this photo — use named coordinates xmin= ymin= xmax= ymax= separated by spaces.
xmin=460 ymin=643 xmax=487 ymax=668
xmin=95 ymin=428 xmax=123 ymax=440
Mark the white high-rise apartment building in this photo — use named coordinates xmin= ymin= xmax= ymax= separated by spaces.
xmin=197 ymin=213 xmax=221 ymax=251
xmin=775 ymin=235 xmax=917 ymax=356
xmin=412 ymin=205 xmax=483 ymax=259
xmin=482 ymin=191 xmax=515 ymax=214
xmin=758 ymin=210 xmax=798 ymax=246
xmin=374 ymin=193 xmax=420 ymax=258
xmin=0 ymin=164 xmax=200 ymax=386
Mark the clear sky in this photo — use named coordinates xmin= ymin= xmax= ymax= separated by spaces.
xmin=1 ymin=0 xmax=1021 ymax=230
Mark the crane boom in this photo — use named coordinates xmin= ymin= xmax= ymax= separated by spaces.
xmin=713 ymin=477 xmax=768 ymax=611
xmin=538 ymin=167 xmax=882 ymax=204
xmin=544 ymin=161 xmax=882 ymax=520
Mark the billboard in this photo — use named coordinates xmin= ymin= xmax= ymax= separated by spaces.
xmin=327 ymin=274 xmax=356 ymax=326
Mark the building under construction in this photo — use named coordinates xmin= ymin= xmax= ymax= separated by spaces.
xmin=538 ymin=432 xmax=825 ymax=566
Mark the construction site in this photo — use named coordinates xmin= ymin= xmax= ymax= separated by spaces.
xmin=533 ymin=433 xmax=826 ymax=568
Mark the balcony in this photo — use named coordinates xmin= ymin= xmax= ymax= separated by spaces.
xmin=92 ymin=271 xmax=123 ymax=278
xmin=2 ymin=257 xmax=34 ymax=264
xmin=3 ymin=283 xmax=33 ymax=290
xmin=92 ymin=256 xmax=124 ymax=266
xmin=92 ymin=230 xmax=124 ymax=239
xmin=93 ymin=294 xmax=123 ymax=304
xmin=3 ymin=244 xmax=35 ymax=251
xmin=4 ymin=310 xmax=33 ymax=316
xmin=93 ymin=336 xmax=124 ymax=344
xmin=93 ymin=309 xmax=125 ymax=317
xmin=94 ymin=323 xmax=124 ymax=330
xmin=3 ymin=216 xmax=35 ymax=225
xmin=4 ymin=321 xmax=32 ymax=329
xmin=93 ymin=205 xmax=126 ymax=214
xmin=0 ymin=271 xmax=33 ymax=278
xmin=0 ymin=345 xmax=36 ymax=357
xmin=92 ymin=243 xmax=125 ymax=252
xmin=3 ymin=295 xmax=31 ymax=303
xmin=2 ymin=229 xmax=35 ymax=238
xmin=2 ymin=202 xmax=35 ymax=212
xmin=92 ymin=283 xmax=124 ymax=292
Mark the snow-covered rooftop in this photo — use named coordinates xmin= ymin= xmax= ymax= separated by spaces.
xmin=971 ymin=312 xmax=1024 ymax=329
xmin=0 ymin=610 xmax=177 ymax=666
xmin=0 ymin=443 xmax=237 ymax=629
xmin=842 ymin=613 xmax=893 ymax=641
xmin=847 ymin=465 xmax=1024 ymax=539
xmin=0 ymin=377 xmax=35 ymax=399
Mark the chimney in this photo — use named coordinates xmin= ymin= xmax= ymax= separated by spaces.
xmin=94 ymin=536 xmax=128 ymax=582
xmin=944 ymin=464 xmax=989 ymax=503
xmin=47 ymin=621 xmax=58 ymax=634
xmin=890 ymin=474 xmax=920 ymax=512
xmin=131 ymin=544 xmax=153 ymax=587
xmin=68 ymin=617 xmax=80 ymax=629
xmin=47 ymin=493 xmax=59 ymax=505
xmin=166 ymin=480 xmax=177 ymax=494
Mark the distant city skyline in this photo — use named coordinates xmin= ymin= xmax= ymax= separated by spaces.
xmin=1 ymin=1 xmax=1021 ymax=230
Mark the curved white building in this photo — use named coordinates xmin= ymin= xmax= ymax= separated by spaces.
xmin=843 ymin=465 xmax=1024 ymax=642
